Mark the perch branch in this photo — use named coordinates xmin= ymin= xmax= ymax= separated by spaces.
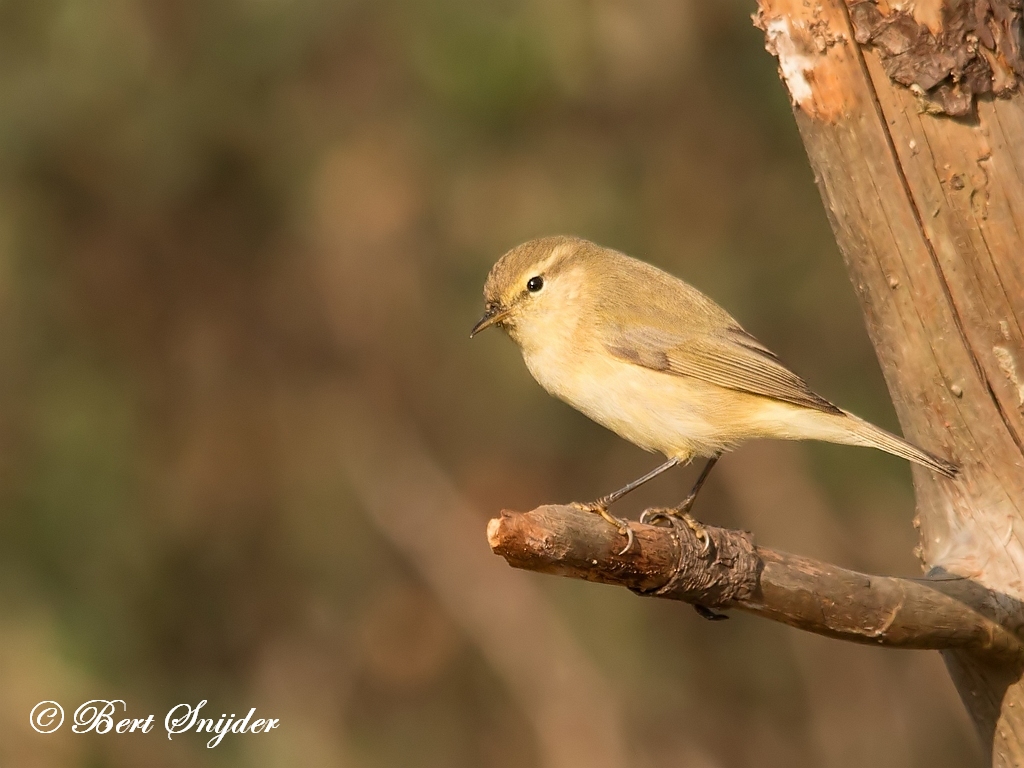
xmin=487 ymin=505 xmax=1023 ymax=661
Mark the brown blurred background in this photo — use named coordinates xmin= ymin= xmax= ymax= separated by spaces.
xmin=0 ymin=0 xmax=981 ymax=766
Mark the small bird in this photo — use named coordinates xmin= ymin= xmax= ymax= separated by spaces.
xmin=472 ymin=236 xmax=958 ymax=553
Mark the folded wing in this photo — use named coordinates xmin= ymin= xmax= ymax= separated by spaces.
xmin=604 ymin=324 xmax=842 ymax=415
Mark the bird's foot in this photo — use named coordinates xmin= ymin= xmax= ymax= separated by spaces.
xmin=639 ymin=507 xmax=672 ymax=526
xmin=572 ymin=501 xmax=635 ymax=555
xmin=676 ymin=511 xmax=711 ymax=554
xmin=640 ymin=507 xmax=710 ymax=554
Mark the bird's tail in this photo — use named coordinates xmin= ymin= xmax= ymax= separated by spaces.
xmin=838 ymin=412 xmax=958 ymax=478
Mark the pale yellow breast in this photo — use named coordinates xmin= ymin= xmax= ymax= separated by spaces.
xmin=517 ymin=309 xmax=739 ymax=460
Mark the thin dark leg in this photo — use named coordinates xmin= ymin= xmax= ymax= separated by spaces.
xmin=672 ymin=455 xmax=720 ymax=554
xmin=640 ymin=455 xmax=722 ymax=549
xmin=580 ymin=457 xmax=682 ymax=555
xmin=675 ymin=455 xmax=720 ymax=514
xmin=594 ymin=457 xmax=682 ymax=508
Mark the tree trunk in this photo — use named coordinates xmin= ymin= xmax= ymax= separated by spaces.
xmin=753 ymin=0 xmax=1024 ymax=763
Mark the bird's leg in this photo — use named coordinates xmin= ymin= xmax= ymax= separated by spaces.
xmin=673 ymin=455 xmax=719 ymax=552
xmin=641 ymin=455 xmax=720 ymax=552
xmin=674 ymin=454 xmax=719 ymax=515
xmin=593 ymin=457 xmax=682 ymax=509
xmin=575 ymin=457 xmax=681 ymax=555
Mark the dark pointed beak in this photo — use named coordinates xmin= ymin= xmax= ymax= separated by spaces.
xmin=470 ymin=304 xmax=510 ymax=338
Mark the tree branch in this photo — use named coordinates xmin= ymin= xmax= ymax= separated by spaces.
xmin=488 ymin=505 xmax=1024 ymax=662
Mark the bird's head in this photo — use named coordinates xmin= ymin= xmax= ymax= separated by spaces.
xmin=471 ymin=235 xmax=596 ymax=344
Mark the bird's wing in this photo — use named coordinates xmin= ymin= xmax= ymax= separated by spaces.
xmin=604 ymin=324 xmax=842 ymax=415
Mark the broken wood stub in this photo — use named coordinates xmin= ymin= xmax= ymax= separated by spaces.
xmin=755 ymin=0 xmax=1022 ymax=119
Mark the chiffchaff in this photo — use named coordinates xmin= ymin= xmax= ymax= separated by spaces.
xmin=472 ymin=236 xmax=957 ymax=552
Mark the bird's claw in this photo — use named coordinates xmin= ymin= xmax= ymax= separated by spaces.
xmin=640 ymin=508 xmax=710 ymax=554
xmin=639 ymin=507 xmax=670 ymax=526
xmin=680 ymin=512 xmax=711 ymax=554
xmin=615 ymin=523 xmax=636 ymax=556
xmin=575 ymin=502 xmax=636 ymax=555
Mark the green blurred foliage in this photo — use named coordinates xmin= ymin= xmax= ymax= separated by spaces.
xmin=0 ymin=1 xmax=980 ymax=766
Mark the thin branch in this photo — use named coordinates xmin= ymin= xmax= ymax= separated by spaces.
xmin=487 ymin=505 xmax=1024 ymax=662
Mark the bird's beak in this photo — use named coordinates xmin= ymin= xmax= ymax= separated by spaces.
xmin=470 ymin=304 xmax=510 ymax=338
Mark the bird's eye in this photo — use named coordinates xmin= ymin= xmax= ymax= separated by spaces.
xmin=526 ymin=276 xmax=544 ymax=292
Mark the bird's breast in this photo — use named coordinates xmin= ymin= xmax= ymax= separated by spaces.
xmin=521 ymin=334 xmax=733 ymax=460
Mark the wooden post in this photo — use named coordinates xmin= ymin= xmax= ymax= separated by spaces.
xmin=753 ymin=1 xmax=1024 ymax=763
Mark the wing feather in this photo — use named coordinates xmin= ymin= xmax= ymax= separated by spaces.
xmin=604 ymin=325 xmax=842 ymax=415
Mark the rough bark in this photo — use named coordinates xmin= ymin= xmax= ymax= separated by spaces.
xmin=489 ymin=505 xmax=1024 ymax=660
xmin=846 ymin=1 xmax=1024 ymax=116
xmin=753 ymin=0 xmax=1024 ymax=764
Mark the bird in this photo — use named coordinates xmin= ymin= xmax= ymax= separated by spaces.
xmin=471 ymin=235 xmax=958 ymax=553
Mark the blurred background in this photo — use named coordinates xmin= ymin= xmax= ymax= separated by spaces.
xmin=0 ymin=0 xmax=981 ymax=766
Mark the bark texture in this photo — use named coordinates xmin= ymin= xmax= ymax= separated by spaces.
xmin=754 ymin=0 xmax=1024 ymax=763
xmin=489 ymin=505 xmax=1023 ymax=660
xmin=848 ymin=1 xmax=1024 ymax=116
